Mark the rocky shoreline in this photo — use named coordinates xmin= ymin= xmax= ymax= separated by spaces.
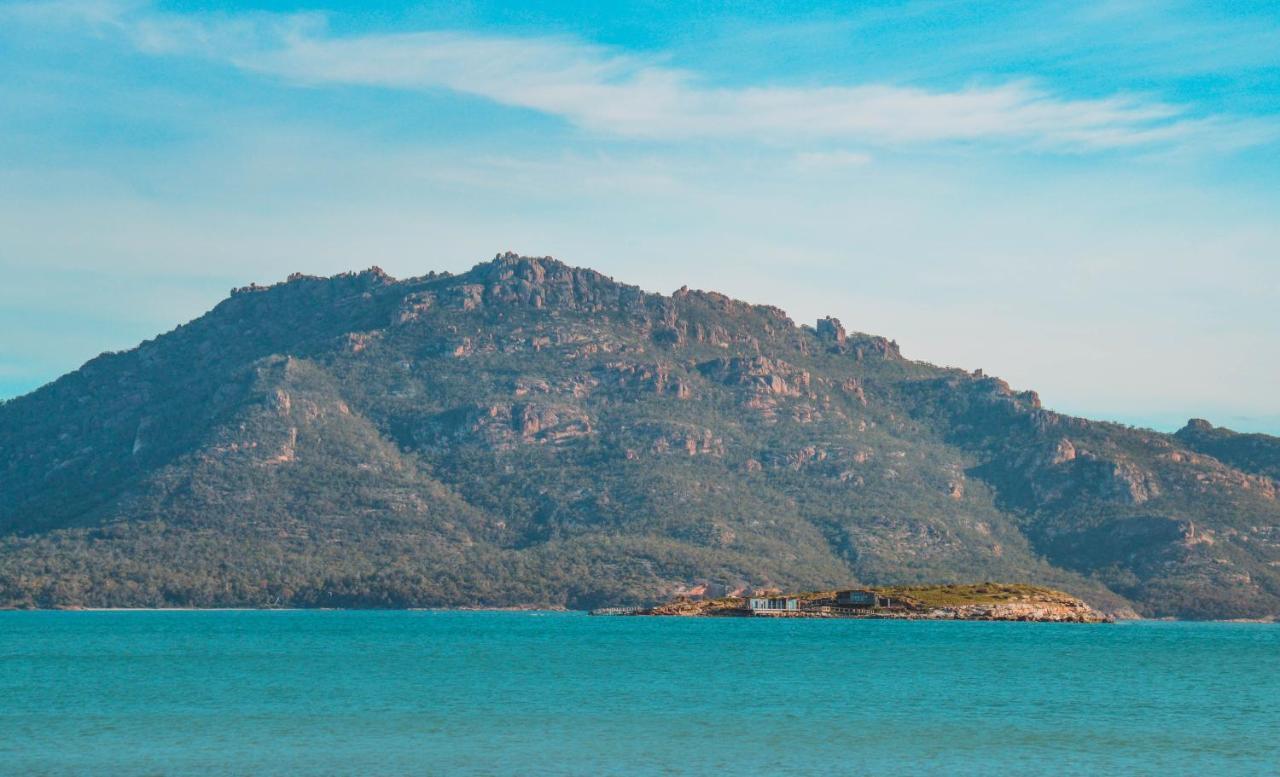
xmin=602 ymin=584 xmax=1113 ymax=623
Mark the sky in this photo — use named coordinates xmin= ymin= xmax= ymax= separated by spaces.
xmin=1 ymin=0 xmax=1277 ymax=433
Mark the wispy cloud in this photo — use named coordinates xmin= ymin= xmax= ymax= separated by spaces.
xmin=7 ymin=0 xmax=1272 ymax=153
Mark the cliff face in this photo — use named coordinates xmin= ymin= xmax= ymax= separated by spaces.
xmin=1 ymin=254 xmax=1277 ymax=618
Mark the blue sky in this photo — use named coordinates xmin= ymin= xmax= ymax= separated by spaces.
xmin=1 ymin=0 xmax=1278 ymax=432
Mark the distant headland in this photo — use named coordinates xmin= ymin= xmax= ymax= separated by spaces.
xmin=594 ymin=584 xmax=1112 ymax=623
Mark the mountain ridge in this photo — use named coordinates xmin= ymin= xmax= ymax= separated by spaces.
xmin=2 ymin=253 xmax=1277 ymax=617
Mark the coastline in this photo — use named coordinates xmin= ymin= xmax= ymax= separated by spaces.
xmin=0 ymin=608 xmax=1274 ymax=623
xmin=1 ymin=600 xmax=1273 ymax=622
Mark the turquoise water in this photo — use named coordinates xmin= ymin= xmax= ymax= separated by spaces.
xmin=1 ymin=613 xmax=1277 ymax=776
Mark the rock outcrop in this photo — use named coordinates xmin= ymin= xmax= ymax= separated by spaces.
xmin=636 ymin=584 xmax=1112 ymax=622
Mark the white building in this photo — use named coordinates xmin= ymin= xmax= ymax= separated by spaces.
xmin=748 ymin=596 xmax=799 ymax=613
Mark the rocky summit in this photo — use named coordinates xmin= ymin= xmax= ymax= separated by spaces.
xmin=2 ymin=253 xmax=1278 ymax=618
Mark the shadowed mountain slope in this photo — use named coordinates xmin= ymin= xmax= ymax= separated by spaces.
xmin=2 ymin=254 xmax=1277 ymax=617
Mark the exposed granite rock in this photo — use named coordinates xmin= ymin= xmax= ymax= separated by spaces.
xmin=816 ymin=316 xmax=847 ymax=344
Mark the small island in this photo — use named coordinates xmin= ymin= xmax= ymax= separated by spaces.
xmin=594 ymin=583 xmax=1111 ymax=623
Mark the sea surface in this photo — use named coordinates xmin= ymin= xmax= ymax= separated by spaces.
xmin=1 ymin=612 xmax=1277 ymax=776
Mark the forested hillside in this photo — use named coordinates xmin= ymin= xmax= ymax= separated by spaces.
xmin=2 ymin=254 xmax=1277 ymax=618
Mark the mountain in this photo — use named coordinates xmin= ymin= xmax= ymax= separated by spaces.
xmin=2 ymin=254 xmax=1277 ymax=618
xmin=1175 ymin=419 xmax=1280 ymax=482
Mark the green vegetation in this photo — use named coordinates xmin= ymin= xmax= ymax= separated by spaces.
xmin=876 ymin=583 xmax=1064 ymax=607
xmin=1175 ymin=419 xmax=1280 ymax=481
xmin=1 ymin=254 xmax=1278 ymax=618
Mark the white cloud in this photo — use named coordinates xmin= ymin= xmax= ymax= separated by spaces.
xmin=236 ymin=33 xmax=1239 ymax=150
xmin=8 ymin=0 xmax=1271 ymax=153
